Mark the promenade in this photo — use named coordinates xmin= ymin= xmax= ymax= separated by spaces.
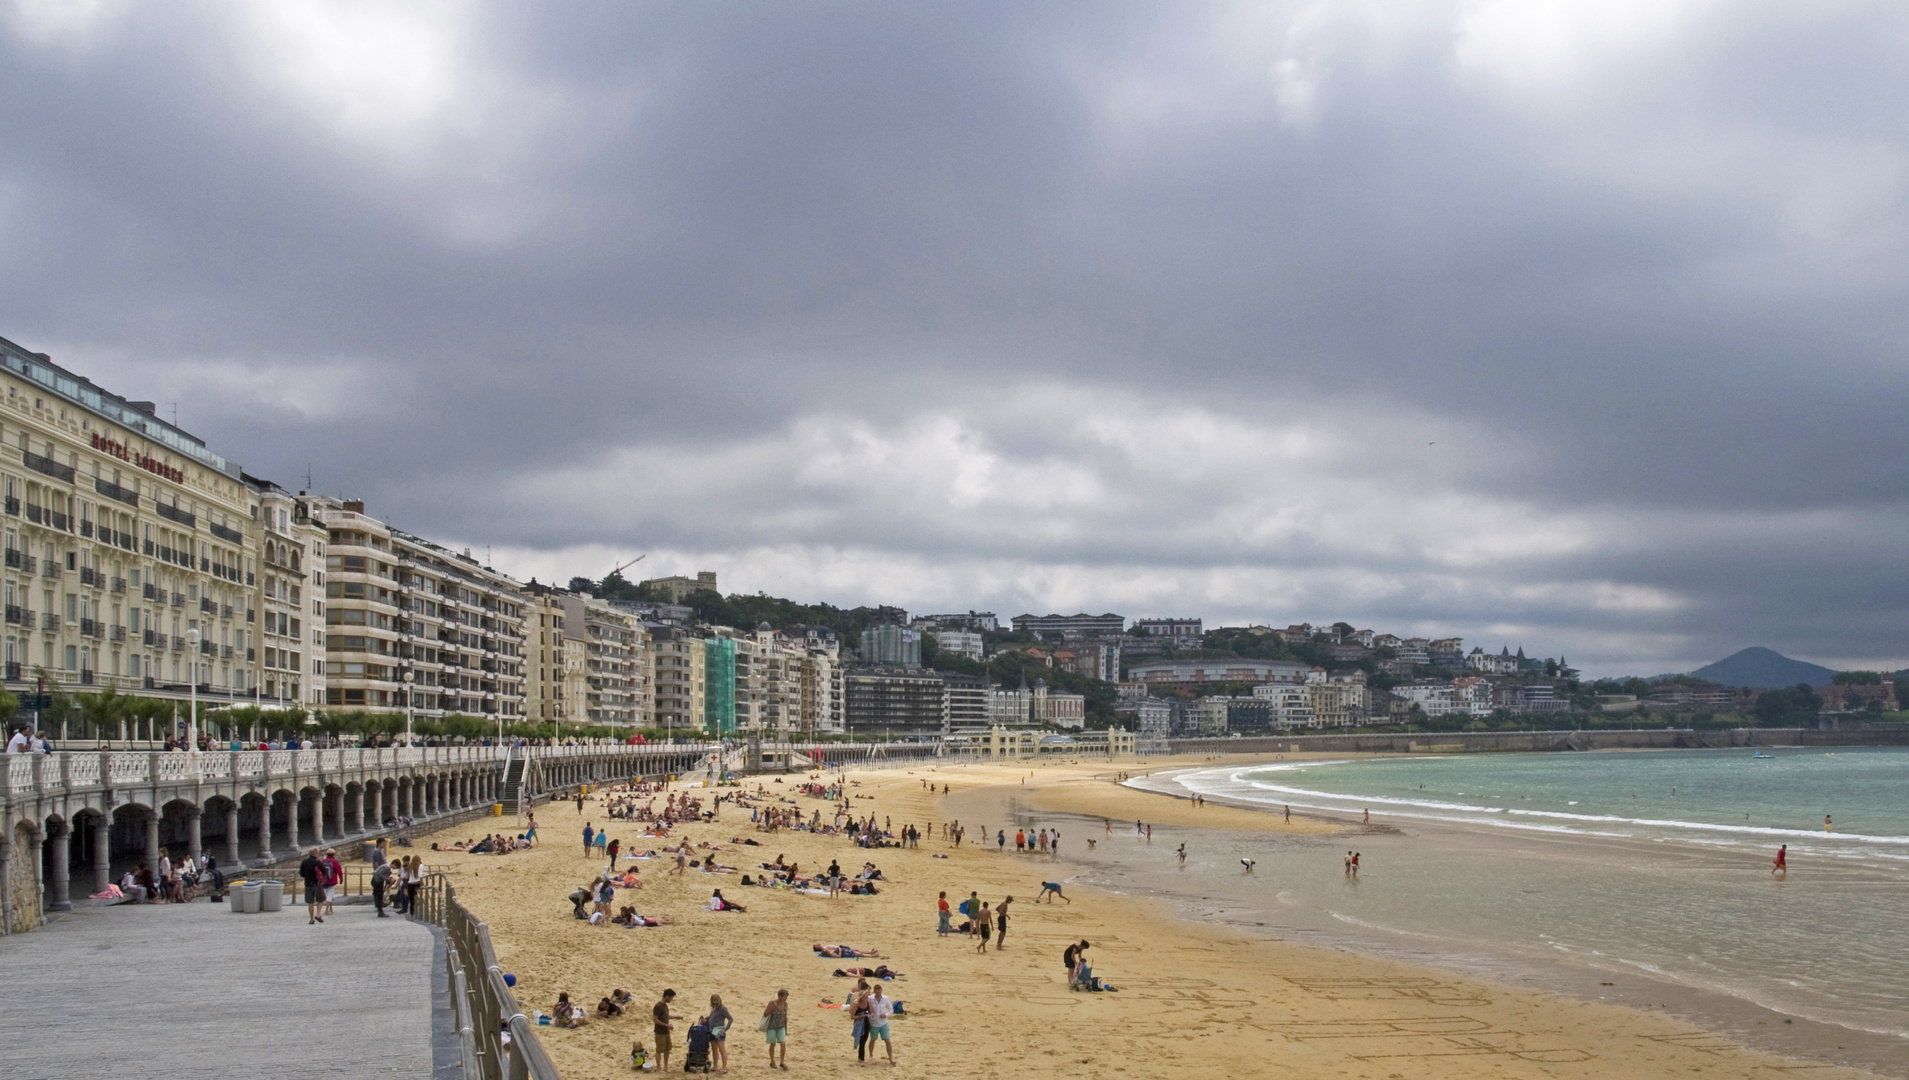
xmin=0 ymin=899 xmax=439 ymax=1079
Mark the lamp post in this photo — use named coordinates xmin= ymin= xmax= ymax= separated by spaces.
xmin=403 ymin=669 xmax=415 ymax=748
xmin=185 ymin=628 xmax=201 ymax=753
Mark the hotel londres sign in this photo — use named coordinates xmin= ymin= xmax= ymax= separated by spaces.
xmin=90 ymin=431 xmax=187 ymax=484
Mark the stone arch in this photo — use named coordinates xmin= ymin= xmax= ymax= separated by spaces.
xmin=236 ymin=790 xmax=273 ymax=863
xmin=269 ymin=789 xmax=299 ymax=854
xmin=294 ymin=785 xmax=324 ymax=850
xmin=109 ymin=802 xmax=156 ymax=881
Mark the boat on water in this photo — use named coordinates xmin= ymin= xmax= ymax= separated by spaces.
xmin=1752 ymin=751 xmax=1774 ymax=759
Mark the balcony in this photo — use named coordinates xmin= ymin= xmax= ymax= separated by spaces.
xmin=221 ymin=604 xmax=233 ymax=620
xmin=79 ymin=669 xmax=93 ymax=685
xmin=4 ymin=548 xmax=31 ymax=572
xmin=78 ymin=520 xmax=93 ymax=539
xmin=48 ymin=510 xmax=69 ymax=531
xmin=110 ymin=625 xmax=126 ymax=642
xmin=94 ymin=476 xmax=139 ymax=508
xmin=200 ymin=639 xmax=216 ymax=656
xmin=222 ymin=644 xmax=234 ymax=660
xmin=23 ymin=449 xmax=75 ymax=482
xmin=79 ymin=567 xmax=104 ymax=588
xmin=3 ymin=661 xmax=17 ymax=682
xmin=171 ymin=592 xmax=185 ymax=608
xmin=200 ymin=597 xmax=215 ymax=615
xmin=4 ymin=605 xmax=25 ymax=625
xmin=111 ymin=576 xmax=126 ymax=593
xmin=142 ymin=583 xmax=160 ymax=601
xmin=143 ymin=629 xmax=161 ymax=647
xmin=2 ymin=496 xmax=14 ymax=516
xmin=24 ymin=503 xmax=42 ymax=525
xmin=41 ymin=613 xmax=60 ymax=631
xmin=143 ymin=539 xmax=153 ymax=556
xmin=40 ymin=562 xmax=59 ymax=579
xmin=170 ymin=635 xmax=185 ymax=652
xmin=210 ymin=521 xmax=242 ymax=544
xmin=80 ymin=618 xmax=101 ymax=638
xmin=155 ymin=502 xmax=195 ymax=528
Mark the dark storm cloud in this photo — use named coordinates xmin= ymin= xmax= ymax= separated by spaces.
xmin=2 ymin=0 xmax=1907 ymax=673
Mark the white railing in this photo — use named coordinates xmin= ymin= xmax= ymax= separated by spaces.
xmin=66 ymin=754 xmax=101 ymax=787
xmin=108 ymin=752 xmax=148 ymax=785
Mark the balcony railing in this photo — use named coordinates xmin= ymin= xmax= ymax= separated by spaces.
xmin=78 ymin=520 xmax=93 ymax=539
xmin=221 ymin=604 xmax=233 ymax=620
xmin=143 ymin=629 xmax=161 ymax=647
xmin=41 ymin=562 xmax=59 ymax=579
xmin=94 ymin=477 xmax=139 ymax=508
xmin=78 ymin=669 xmax=93 ymax=685
xmin=3 ymin=496 xmax=16 ymax=516
xmin=111 ymin=577 xmax=126 ymax=593
xmin=80 ymin=618 xmax=101 ymax=638
xmin=171 ymin=635 xmax=186 ymax=652
xmin=4 ymin=605 xmax=25 ymax=626
xmin=200 ymin=640 xmax=216 ymax=656
xmin=210 ymin=521 xmax=242 ymax=544
xmin=48 ymin=510 xmax=69 ymax=531
xmin=24 ymin=503 xmax=42 ymax=525
xmin=222 ymin=644 xmax=234 ymax=660
xmin=79 ymin=567 xmax=104 ymax=588
xmin=155 ymin=502 xmax=195 ymax=528
xmin=42 ymin=613 xmax=60 ymax=631
xmin=200 ymin=597 xmax=215 ymax=615
xmin=23 ymin=449 xmax=75 ymax=483
xmin=110 ymin=625 xmax=127 ymax=642
xmin=142 ymin=583 xmax=160 ymax=601
xmin=171 ymin=592 xmax=185 ymax=608
xmin=4 ymin=549 xmax=30 ymax=572
xmin=3 ymin=661 xmax=18 ymax=682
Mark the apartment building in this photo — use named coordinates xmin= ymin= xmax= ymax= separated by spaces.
xmin=650 ymin=625 xmax=706 ymax=734
xmin=941 ymin=671 xmax=989 ymax=736
xmin=930 ymin=628 xmax=984 ymax=662
xmin=860 ymin=623 xmax=920 ymax=667
xmin=844 ymin=666 xmax=946 ymax=739
xmin=1127 ymin=658 xmax=1309 ymax=690
xmin=791 ymin=629 xmax=844 ymax=736
xmin=1132 ymin=617 xmax=1203 ymax=648
xmin=523 ymin=589 xmax=570 ymax=726
xmin=0 ymin=340 xmax=268 ymax=713
xmin=250 ymin=480 xmax=325 ymax=709
xmin=1011 ymin=612 xmax=1126 ymax=639
xmin=641 ymin=570 xmax=717 ymax=604
xmin=311 ymin=498 xmax=527 ymax=719
xmin=560 ymin=593 xmax=644 ymax=727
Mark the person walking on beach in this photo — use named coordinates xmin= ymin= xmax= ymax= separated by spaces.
xmin=1285 ymin=805 xmax=1291 ymax=823
xmin=1363 ymin=807 xmax=1370 ymax=825
xmin=997 ymin=829 xmax=1006 ymax=852
xmin=866 ymin=985 xmax=897 ymax=1065
xmin=1351 ymin=852 xmax=1361 ymax=877
xmin=583 ymin=822 xmax=594 ymax=855
xmin=1051 ymin=829 xmax=1060 ymax=857
xmin=937 ymin=891 xmax=952 ymax=935
xmin=607 ymin=837 xmax=621 ymax=871
xmin=1344 ymin=851 xmax=1354 ymax=877
xmin=1773 ymin=844 xmax=1788 ymax=876
xmin=976 ymin=902 xmax=992 ymax=952
xmin=995 ymin=895 xmax=1012 ymax=950
xmin=1015 ymin=829 xmax=1025 ymax=853
xmin=849 ymin=978 xmax=873 ymax=1063
xmin=653 ymin=989 xmax=676 ymax=1071
xmin=762 ymin=989 xmax=790 ymax=1070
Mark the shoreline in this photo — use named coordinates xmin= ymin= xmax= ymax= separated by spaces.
xmin=420 ymin=758 xmax=1892 ymax=1080
xmin=1078 ymin=755 xmax=1908 ymax=1076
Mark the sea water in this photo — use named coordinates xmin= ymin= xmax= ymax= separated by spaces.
xmin=1082 ymin=748 xmax=1909 ymax=1067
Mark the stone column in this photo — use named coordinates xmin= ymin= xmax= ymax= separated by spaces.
xmin=351 ymin=787 xmax=365 ymax=834
xmin=48 ymin=823 xmax=72 ymax=912
xmin=224 ymin=803 xmax=241 ymax=866
xmin=369 ymin=783 xmax=383 ymax=830
xmin=186 ymin=806 xmax=203 ymax=862
xmin=256 ymin=800 xmax=277 ymax=864
xmin=143 ymin=812 xmax=160 ymax=876
xmin=92 ymin=817 xmax=111 ymax=893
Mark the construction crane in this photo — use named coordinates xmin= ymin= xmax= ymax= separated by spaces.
xmin=608 ymin=554 xmax=646 ymax=580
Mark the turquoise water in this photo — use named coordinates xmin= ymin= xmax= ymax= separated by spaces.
xmin=1102 ymin=748 xmax=1909 ymax=1059
xmin=1224 ymin=747 xmax=1909 ymax=862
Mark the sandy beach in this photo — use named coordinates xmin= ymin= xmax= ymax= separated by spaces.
xmin=419 ymin=757 xmax=1890 ymax=1080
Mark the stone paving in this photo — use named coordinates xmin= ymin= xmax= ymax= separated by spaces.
xmin=0 ymin=895 xmax=438 ymax=1079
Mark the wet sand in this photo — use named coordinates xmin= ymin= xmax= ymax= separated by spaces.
xmin=419 ymin=756 xmax=1891 ymax=1080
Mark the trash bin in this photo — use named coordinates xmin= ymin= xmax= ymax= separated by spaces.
xmin=259 ymin=879 xmax=284 ymax=913
xmin=492 ymin=803 xmax=502 ymax=817
xmin=235 ymin=882 xmax=263 ymax=914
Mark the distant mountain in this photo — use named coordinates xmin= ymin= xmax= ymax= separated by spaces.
xmin=1688 ymin=647 xmax=1838 ymax=689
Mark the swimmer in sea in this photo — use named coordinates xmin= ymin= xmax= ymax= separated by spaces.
xmin=1825 ymin=814 xmax=1833 ymax=832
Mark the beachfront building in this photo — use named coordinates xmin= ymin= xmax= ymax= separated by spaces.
xmin=1393 ymin=680 xmax=1457 ymax=717
xmin=941 ymin=670 xmax=990 ymax=736
xmin=310 ymin=497 xmax=528 ymax=721
xmin=1127 ymin=658 xmax=1310 ymax=692
xmin=843 ymin=666 xmax=947 ymax=739
xmin=1251 ymin=682 xmax=1316 ymax=728
xmin=650 ymin=625 xmax=706 ymax=734
xmin=1185 ymin=697 xmax=1229 ymax=736
xmin=789 ymin=628 xmax=845 ymax=736
xmin=1033 ymin=680 xmax=1088 ymax=729
xmin=559 ymin=593 xmax=644 ymax=727
xmin=912 ymin=610 xmax=999 ymax=633
xmin=0 ymin=338 xmax=276 ymax=722
xmin=703 ymin=634 xmax=737 ymax=736
xmin=251 ymin=481 xmax=325 ymax=710
xmin=523 ymin=588 xmax=571 ymax=726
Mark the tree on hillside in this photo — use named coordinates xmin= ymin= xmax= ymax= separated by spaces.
xmin=1754 ymin=684 xmax=1821 ymax=726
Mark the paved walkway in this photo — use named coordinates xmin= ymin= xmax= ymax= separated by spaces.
xmin=0 ymin=896 xmax=439 ymax=1079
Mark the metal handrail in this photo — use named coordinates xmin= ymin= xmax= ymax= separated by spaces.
xmin=410 ymin=872 xmax=560 ymax=1080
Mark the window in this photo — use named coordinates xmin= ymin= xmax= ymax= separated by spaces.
xmin=64 ymin=644 xmax=75 ymax=670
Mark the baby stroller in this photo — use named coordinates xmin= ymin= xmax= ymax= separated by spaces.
xmin=683 ymin=1021 xmax=712 ymax=1073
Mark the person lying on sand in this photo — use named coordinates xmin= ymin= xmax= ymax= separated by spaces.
xmin=832 ymin=965 xmax=901 ymax=979
xmin=813 ymin=943 xmax=880 ymax=958
xmin=597 ymin=996 xmax=625 ymax=1017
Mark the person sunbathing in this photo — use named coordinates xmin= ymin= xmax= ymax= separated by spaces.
xmin=832 ymin=965 xmax=900 ymax=978
xmin=813 ymin=943 xmax=880 ymax=958
xmin=707 ymin=889 xmax=746 ymax=912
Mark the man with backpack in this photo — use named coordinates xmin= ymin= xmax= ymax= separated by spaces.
xmin=298 ymin=848 xmax=325 ymax=925
xmin=371 ymin=858 xmax=393 ymax=917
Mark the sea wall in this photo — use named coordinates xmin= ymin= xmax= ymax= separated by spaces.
xmin=1163 ymin=726 xmax=1909 ymax=756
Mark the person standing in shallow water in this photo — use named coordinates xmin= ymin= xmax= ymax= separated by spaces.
xmin=1773 ymin=844 xmax=1788 ymax=876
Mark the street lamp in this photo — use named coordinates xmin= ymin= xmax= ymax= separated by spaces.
xmin=403 ymin=669 xmax=415 ymax=748
xmin=185 ymin=628 xmax=201 ymax=753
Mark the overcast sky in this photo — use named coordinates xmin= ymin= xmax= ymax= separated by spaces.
xmin=3 ymin=1 xmax=1906 ymax=676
